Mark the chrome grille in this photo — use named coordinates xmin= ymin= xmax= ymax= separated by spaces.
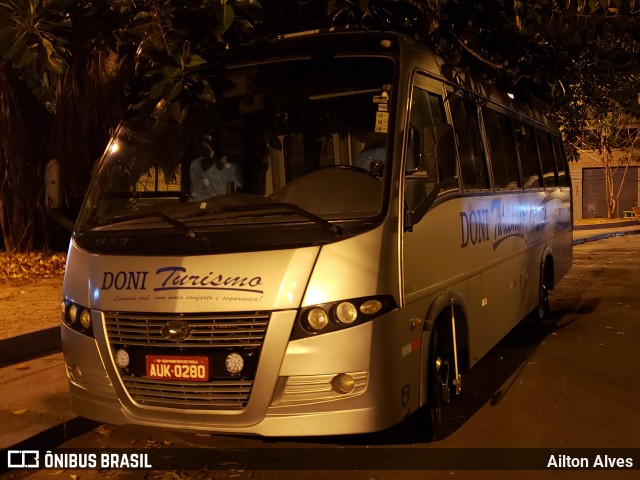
xmin=122 ymin=377 xmax=253 ymax=409
xmin=103 ymin=311 xmax=270 ymax=410
xmin=104 ymin=312 xmax=270 ymax=348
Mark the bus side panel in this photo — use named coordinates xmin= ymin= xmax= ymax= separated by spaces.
xmin=403 ymin=191 xmax=572 ymax=368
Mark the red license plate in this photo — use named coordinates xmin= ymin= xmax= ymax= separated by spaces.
xmin=145 ymin=355 xmax=209 ymax=382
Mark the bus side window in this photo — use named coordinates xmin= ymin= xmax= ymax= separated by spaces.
xmin=535 ymin=129 xmax=560 ymax=188
xmin=449 ymin=95 xmax=489 ymax=191
xmin=551 ymin=136 xmax=570 ymax=187
xmin=483 ymin=108 xmax=522 ymax=190
xmin=514 ymin=122 xmax=543 ymax=189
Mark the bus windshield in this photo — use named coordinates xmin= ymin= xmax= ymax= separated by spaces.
xmin=76 ymin=56 xmax=395 ymax=251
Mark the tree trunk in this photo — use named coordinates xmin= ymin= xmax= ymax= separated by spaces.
xmin=48 ymin=52 xmax=126 ymax=218
xmin=0 ymin=66 xmax=53 ymax=253
xmin=603 ymin=153 xmax=616 ymax=219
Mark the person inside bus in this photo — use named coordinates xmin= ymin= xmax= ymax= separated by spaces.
xmin=355 ymin=131 xmax=387 ymax=176
xmin=189 ymin=134 xmax=243 ymax=201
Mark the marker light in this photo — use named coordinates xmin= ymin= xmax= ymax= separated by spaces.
xmin=306 ymin=307 xmax=329 ymax=331
xmin=79 ymin=309 xmax=91 ymax=329
xmin=114 ymin=349 xmax=130 ymax=368
xmin=225 ymin=353 xmax=245 ymax=375
xmin=335 ymin=302 xmax=358 ymax=325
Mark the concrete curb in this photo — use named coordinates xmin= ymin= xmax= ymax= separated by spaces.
xmin=573 ymin=220 xmax=638 ymax=230
xmin=573 ymin=228 xmax=640 ymax=245
xmin=0 ymin=417 xmax=100 ymax=473
xmin=0 ymin=327 xmax=62 ymax=368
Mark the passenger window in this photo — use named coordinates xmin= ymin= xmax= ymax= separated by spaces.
xmin=535 ymin=130 xmax=559 ymax=187
xmin=514 ymin=122 xmax=543 ymax=189
xmin=483 ymin=108 xmax=521 ymax=189
xmin=449 ymin=95 xmax=489 ymax=191
xmin=552 ymin=136 xmax=570 ymax=187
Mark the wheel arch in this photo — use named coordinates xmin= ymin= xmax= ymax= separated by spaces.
xmin=419 ymin=290 xmax=470 ymax=407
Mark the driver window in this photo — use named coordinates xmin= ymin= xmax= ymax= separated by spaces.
xmin=404 ymin=83 xmax=458 ymax=213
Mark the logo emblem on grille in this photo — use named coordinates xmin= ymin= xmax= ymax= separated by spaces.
xmin=161 ymin=321 xmax=191 ymax=342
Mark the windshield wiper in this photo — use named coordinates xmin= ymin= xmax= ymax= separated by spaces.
xmin=195 ymin=202 xmax=349 ymax=237
xmin=90 ymin=211 xmax=208 ymax=242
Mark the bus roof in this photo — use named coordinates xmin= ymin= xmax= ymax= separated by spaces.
xmin=227 ymin=28 xmax=559 ymax=133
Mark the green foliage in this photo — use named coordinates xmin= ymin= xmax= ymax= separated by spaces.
xmin=1 ymin=0 xmax=640 ymax=248
xmin=0 ymin=0 xmax=69 ymax=75
xmin=112 ymin=0 xmax=263 ymax=122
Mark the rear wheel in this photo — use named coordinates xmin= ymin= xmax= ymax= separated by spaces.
xmin=534 ymin=263 xmax=551 ymax=321
xmin=535 ymin=283 xmax=550 ymax=320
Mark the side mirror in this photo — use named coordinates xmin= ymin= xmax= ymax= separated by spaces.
xmin=404 ymin=124 xmax=455 ymax=231
xmin=404 ymin=127 xmax=420 ymax=174
xmin=45 ymin=159 xmax=74 ymax=232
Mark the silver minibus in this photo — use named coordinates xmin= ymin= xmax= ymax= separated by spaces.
xmin=53 ymin=29 xmax=572 ymax=438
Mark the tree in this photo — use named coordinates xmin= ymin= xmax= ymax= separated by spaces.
xmin=2 ymin=0 xmax=640 ymax=252
xmin=0 ymin=0 xmax=259 ymax=251
xmin=0 ymin=0 xmax=126 ymax=251
xmin=575 ymin=109 xmax=640 ymax=218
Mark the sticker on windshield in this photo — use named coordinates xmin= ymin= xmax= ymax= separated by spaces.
xmin=373 ymin=85 xmax=390 ymax=104
xmin=375 ymin=111 xmax=389 ymax=133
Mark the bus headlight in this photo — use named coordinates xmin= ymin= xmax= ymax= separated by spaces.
xmin=335 ymin=302 xmax=357 ymax=325
xmin=305 ymin=307 xmax=329 ymax=332
xmin=293 ymin=295 xmax=396 ymax=339
xmin=68 ymin=304 xmax=78 ymax=325
xmin=61 ymin=300 xmax=94 ymax=337
xmin=360 ymin=299 xmax=383 ymax=315
xmin=79 ymin=309 xmax=91 ymax=329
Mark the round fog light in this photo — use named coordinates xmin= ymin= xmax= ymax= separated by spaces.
xmin=225 ymin=352 xmax=244 ymax=375
xmin=79 ymin=309 xmax=91 ymax=329
xmin=335 ymin=302 xmax=357 ymax=325
xmin=331 ymin=373 xmax=356 ymax=394
xmin=114 ymin=348 xmax=130 ymax=368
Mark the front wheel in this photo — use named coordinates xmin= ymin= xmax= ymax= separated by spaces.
xmin=425 ymin=322 xmax=458 ymax=441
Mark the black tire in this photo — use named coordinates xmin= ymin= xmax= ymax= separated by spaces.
xmin=535 ymin=283 xmax=550 ymax=320
xmin=533 ymin=265 xmax=551 ymax=322
xmin=425 ymin=321 xmax=457 ymax=441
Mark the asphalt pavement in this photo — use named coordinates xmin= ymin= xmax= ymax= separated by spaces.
xmin=1 ymin=220 xmax=639 ymax=472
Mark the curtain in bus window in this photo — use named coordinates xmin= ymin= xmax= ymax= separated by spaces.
xmin=535 ymin=130 xmax=559 ymax=187
xmin=482 ymin=108 xmax=521 ymax=189
xmin=551 ymin=136 xmax=570 ymax=187
xmin=513 ymin=122 xmax=543 ymax=189
xmin=449 ymin=95 xmax=489 ymax=191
